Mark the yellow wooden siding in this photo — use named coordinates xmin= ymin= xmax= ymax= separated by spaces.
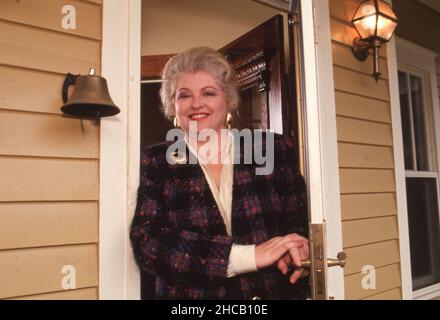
xmin=0 ymin=21 xmax=100 ymax=75
xmin=342 ymin=216 xmax=399 ymax=248
xmin=0 ymin=0 xmax=102 ymax=40
xmin=393 ymin=0 xmax=440 ymax=54
xmin=345 ymin=264 xmax=401 ymax=300
xmin=334 ymin=67 xmax=390 ymax=101
xmin=344 ymin=240 xmax=400 ymax=275
xmin=361 ymin=287 xmax=402 ymax=300
xmin=335 ymin=91 xmax=391 ymax=123
xmin=0 ymin=157 xmax=99 ymax=202
xmin=330 ymin=0 xmax=402 ymax=299
xmin=0 ymin=1 xmax=102 ymax=299
xmin=0 ymin=244 xmax=98 ymax=299
xmin=339 ymin=169 xmax=395 ymax=194
xmin=8 ymin=287 xmax=98 ymax=300
xmin=84 ymin=0 xmax=102 ymax=4
xmin=0 ymin=202 xmax=98 ymax=250
xmin=341 ymin=193 xmax=397 ymax=221
xmin=0 ymin=66 xmax=67 ymax=114
xmin=332 ymin=42 xmax=388 ymax=79
xmin=0 ymin=110 xmax=99 ymax=158
xmin=337 ymin=117 xmax=393 ymax=146
xmin=338 ymin=143 xmax=394 ymax=169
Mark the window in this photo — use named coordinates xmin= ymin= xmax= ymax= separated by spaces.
xmin=398 ymin=69 xmax=440 ymax=291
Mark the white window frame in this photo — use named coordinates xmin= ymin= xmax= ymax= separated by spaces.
xmin=394 ymin=37 xmax=440 ymax=300
xmin=99 ymin=0 xmax=343 ymax=299
xmin=399 ymin=65 xmax=438 ymax=172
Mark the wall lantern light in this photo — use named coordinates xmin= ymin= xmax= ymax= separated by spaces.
xmin=61 ymin=68 xmax=120 ymax=120
xmin=351 ymin=0 xmax=398 ymax=81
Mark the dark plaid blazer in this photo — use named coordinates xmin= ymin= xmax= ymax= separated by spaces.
xmin=130 ymin=132 xmax=309 ymax=300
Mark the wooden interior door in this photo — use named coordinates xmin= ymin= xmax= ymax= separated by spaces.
xmin=219 ymin=15 xmax=291 ymax=135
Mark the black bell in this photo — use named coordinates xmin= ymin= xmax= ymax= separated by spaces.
xmin=61 ymin=68 xmax=120 ymax=118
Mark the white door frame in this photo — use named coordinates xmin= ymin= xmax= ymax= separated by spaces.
xmin=99 ymin=0 xmax=344 ymax=300
xmin=300 ymin=0 xmax=345 ymax=299
xmin=100 ymin=0 xmax=141 ymax=299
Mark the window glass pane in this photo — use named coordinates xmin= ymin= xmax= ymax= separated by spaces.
xmin=398 ymin=71 xmax=414 ymax=170
xmin=406 ymin=177 xmax=440 ymax=290
xmin=410 ymin=75 xmax=429 ymax=171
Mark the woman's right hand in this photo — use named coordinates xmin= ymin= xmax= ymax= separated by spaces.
xmin=255 ymin=233 xmax=308 ymax=270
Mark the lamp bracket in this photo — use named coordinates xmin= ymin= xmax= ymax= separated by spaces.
xmin=352 ymin=37 xmax=370 ymax=62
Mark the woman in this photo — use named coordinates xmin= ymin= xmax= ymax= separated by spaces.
xmin=130 ymin=47 xmax=310 ymax=299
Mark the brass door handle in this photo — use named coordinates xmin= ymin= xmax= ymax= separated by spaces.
xmin=300 ymin=251 xmax=347 ymax=269
xmin=327 ymin=252 xmax=347 ymax=268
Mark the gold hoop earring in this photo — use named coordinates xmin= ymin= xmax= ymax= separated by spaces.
xmin=225 ymin=112 xmax=233 ymax=129
xmin=173 ymin=117 xmax=180 ymax=128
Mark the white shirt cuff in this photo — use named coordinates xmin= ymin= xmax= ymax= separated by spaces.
xmin=227 ymin=244 xmax=257 ymax=278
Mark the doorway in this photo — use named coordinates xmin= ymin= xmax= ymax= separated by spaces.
xmin=99 ymin=0 xmax=344 ymax=300
xmin=140 ymin=0 xmax=299 ymax=299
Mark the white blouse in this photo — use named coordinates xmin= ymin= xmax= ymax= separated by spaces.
xmin=185 ymin=131 xmax=257 ymax=278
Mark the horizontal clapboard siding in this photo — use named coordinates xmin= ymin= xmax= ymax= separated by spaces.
xmin=330 ymin=0 xmax=402 ymax=299
xmin=335 ymin=91 xmax=391 ymax=123
xmin=0 ymin=244 xmax=98 ymax=299
xmin=338 ymin=143 xmax=394 ymax=169
xmin=0 ymin=1 xmax=102 ymax=299
xmin=343 ymin=239 xmax=401 ymax=275
xmin=0 ymin=0 xmax=102 ymax=40
xmin=0 ymin=20 xmax=100 ymax=75
xmin=0 ymin=157 xmax=99 ymax=202
xmin=393 ymin=0 xmax=440 ymax=54
xmin=0 ymin=202 xmax=98 ymax=250
xmin=334 ymin=67 xmax=390 ymax=101
xmin=361 ymin=287 xmax=402 ymax=300
xmin=8 ymin=287 xmax=98 ymax=300
xmin=341 ymin=193 xmax=397 ymax=221
xmin=0 ymin=110 xmax=99 ymax=158
xmin=339 ymin=169 xmax=396 ymax=194
xmin=342 ymin=216 xmax=399 ymax=248
xmin=332 ymin=42 xmax=388 ymax=79
xmin=0 ymin=65 xmax=67 ymax=114
xmin=337 ymin=117 xmax=393 ymax=146
xmin=345 ymin=264 xmax=402 ymax=300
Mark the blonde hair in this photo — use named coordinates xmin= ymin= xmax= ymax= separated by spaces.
xmin=159 ymin=47 xmax=239 ymax=120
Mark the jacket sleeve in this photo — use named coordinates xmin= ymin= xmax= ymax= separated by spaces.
xmin=273 ymin=134 xmax=309 ymax=239
xmin=129 ymin=147 xmax=234 ymax=286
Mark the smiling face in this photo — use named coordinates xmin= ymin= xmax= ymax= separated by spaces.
xmin=174 ymin=70 xmax=229 ymax=136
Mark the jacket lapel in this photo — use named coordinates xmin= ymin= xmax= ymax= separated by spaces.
xmin=170 ymin=143 xmax=229 ymax=236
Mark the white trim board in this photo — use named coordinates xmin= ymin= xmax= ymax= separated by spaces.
xmin=300 ymin=0 xmax=344 ymax=299
xmin=311 ymin=0 xmax=345 ymax=300
xmin=387 ymin=36 xmax=414 ymax=300
xmin=414 ymin=283 xmax=440 ymax=300
xmin=100 ymin=0 xmax=141 ymax=300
